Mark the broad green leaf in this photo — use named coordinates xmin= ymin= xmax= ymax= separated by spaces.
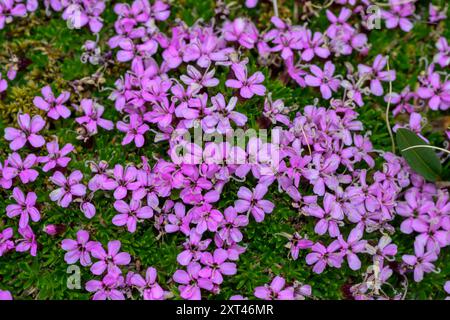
xmin=396 ymin=128 xmax=442 ymax=182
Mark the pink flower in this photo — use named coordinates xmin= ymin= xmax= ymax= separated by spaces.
xmin=254 ymin=276 xmax=295 ymax=300
xmin=266 ymin=18 xmax=303 ymax=60
xmin=43 ymin=224 xmax=66 ymax=236
xmin=130 ymin=267 xmax=166 ymax=300
xmin=165 ymin=202 xmax=190 ymax=235
xmin=183 ymin=34 xmax=231 ymax=68
xmin=112 ymin=199 xmax=154 ymax=233
xmin=381 ymin=0 xmax=415 ymax=32
xmin=202 ymin=94 xmax=247 ymax=134
xmin=90 ymin=240 xmax=131 ymax=275
xmin=2 ymin=153 xmax=39 ymax=184
xmin=223 ymin=18 xmax=259 ymax=49
xmin=325 ymin=8 xmax=354 ymax=38
xmin=62 ymin=0 xmax=105 ymax=33
xmin=230 ymin=294 xmax=248 ymax=300
xmin=6 ymin=187 xmax=40 ymax=228
xmin=38 ymin=140 xmax=74 ymax=172
xmin=225 ymin=63 xmax=266 ymax=99
xmin=245 ymin=0 xmax=258 ymax=8
xmin=0 ymin=73 xmax=7 ymax=92
xmin=341 ymin=134 xmax=374 ymax=170
xmin=190 ymin=203 xmax=223 ymax=234
xmin=304 ymin=193 xmax=343 ymax=237
xmin=75 ymin=99 xmax=114 ymax=135
xmin=234 ymin=184 xmax=274 ymax=222
xmin=0 ymin=161 xmax=13 ymax=189
xmin=428 ymin=4 xmax=446 ymax=24
xmin=15 ymin=225 xmax=37 ymax=257
xmin=444 ymin=281 xmax=450 ymax=299
xmin=358 ymin=55 xmax=396 ymax=97
xmin=87 ymin=160 xmax=115 ymax=192
xmin=303 ymin=154 xmax=341 ymax=196
xmin=384 ymin=85 xmax=416 ymax=116
xmin=366 ymin=235 xmax=398 ymax=263
xmin=305 ymin=61 xmax=340 ymax=100
xmin=109 ymin=164 xmax=138 ymax=200
xmin=306 ymin=241 xmax=343 ymax=274
xmin=402 ymin=240 xmax=438 ymax=282
xmin=61 ymin=230 xmax=99 ymax=266
xmin=33 ymin=85 xmax=71 ymax=120
xmin=287 ymin=233 xmax=314 ymax=260
xmin=80 ymin=201 xmax=97 ymax=219
xmin=173 ymin=262 xmax=213 ymax=300
xmin=0 ymin=289 xmax=12 ymax=300
xmin=263 ymin=97 xmax=290 ymax=126
xmin=199 ymin=249 xmax=237 ymax=285
xmin=49 ymin=171 xmax=87 ymax=208
xmin=151 ymin=0 xmax=171 ymax=21
xmin=180 ymin=65 xmax=219 ymax=89
xmin=301 ymin=30 xmax=330 ymax=61
xmin=217 ymin=206 xmax=249 ymax=245
xmin=433 ymin=37 xmax=450 ymax=68
xmin=117 ymin=114 xmax=149 ymax=148
xmin=130 ymin=267 xmax=165 ymax=300
xmin=86 ymin=271 xmax=125 ymax=300
xmin=337 ymin=227 xmax=367 ymax=270
xmin=417 ymin=65 xmax=450 ymax=111
xmin=4 ymin=113 xmax=46 ymax=150
xmin=0 ymin=228 xmax=15 ymax=257
xmin=294 ymin=283 xmax=312 ymax=300
xmin=177 ymin=229 xmax=211 ymax=266
xmin=144 ymin=98 xmax=175 ymax=128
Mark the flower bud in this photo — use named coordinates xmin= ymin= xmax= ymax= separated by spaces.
xmin=43 ymin=224 xmax=66 ymax=236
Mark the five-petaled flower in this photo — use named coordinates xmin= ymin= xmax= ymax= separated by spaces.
xmin=112 ymin=199 xmax=154 ymax=233
xmin=130 ymin=267 xmax=167 ymax=300
xmin=4 ymin=113 xmax=46 ymax=150
xmin=61 ymin=230 xmax=99 ymax=266
xmin=33 ymin=85 xmax=71 ymax=120
xmin=225 ymin=63 xmax=266 ymax=99
xmin=90 ymin=240 xmax=131 ymax=275
xmin=305 ymin=61 xmax=340 ymax=99
xmin=234 ymin=184 xmax=274 ymax=223
xmin=49 ymin=171 xmax=87 ymax=208
xmin=6 ymin=187 xmax=40 ymax=229
xmin=254 ymin=276 xmax=295 ymax=300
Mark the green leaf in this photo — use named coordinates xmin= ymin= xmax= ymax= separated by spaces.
xmin=396 ymin=128 xmax=442 ymax=181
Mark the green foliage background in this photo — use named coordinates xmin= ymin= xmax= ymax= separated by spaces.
xmin=0 ymin=0 xmax=449 ymax=299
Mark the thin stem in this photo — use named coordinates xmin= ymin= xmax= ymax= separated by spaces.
xmin=311 ymin=0 xmax=335 ymax=9
xmin=385 ymin=56 xmax=396 ymax=153
xmin=374 ymin=0 xmax=415 ymax=7
xmin=300 ymin=124 xmax=312 ymax=155
xmin=272 ymin=0 xmax=279 ymax=17
xmin=401 ymin=145 xmax=450 ymax=155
